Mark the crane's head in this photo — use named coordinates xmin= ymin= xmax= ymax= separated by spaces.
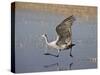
xmin=41 ymin=34 xmax=47 ymax=38
xmin=41 ymin=34 xmax=48 ymax=47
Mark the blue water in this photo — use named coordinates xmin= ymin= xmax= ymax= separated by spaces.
xmin=15 ymin=9 xmax=97 ymax=73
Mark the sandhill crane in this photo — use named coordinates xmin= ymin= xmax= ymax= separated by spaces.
xmin=42 ymin=15 xmax=75 ymax=57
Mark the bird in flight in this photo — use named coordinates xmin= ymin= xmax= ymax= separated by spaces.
xmin=42 ymin=15 xmax=75 ymax=57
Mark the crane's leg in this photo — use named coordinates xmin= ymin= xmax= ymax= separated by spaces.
xmin=56 ymin=49 xmax=61 ymax=57
xmin=69 ymin=43 xmax=75 ymax=57
xmin=70 ymin=48 xmax=73 ymax=57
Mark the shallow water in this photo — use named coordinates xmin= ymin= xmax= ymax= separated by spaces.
xmin=15 ymin=9 xmax=97 ymax=73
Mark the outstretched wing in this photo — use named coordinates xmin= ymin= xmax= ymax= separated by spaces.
xmin=56 ymin=15 xmax=75 ymax=46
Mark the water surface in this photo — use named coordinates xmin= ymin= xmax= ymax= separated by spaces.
xmin=15 ymin=9 xmax=97 ymax=73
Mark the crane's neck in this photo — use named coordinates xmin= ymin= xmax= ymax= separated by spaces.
xmin=43 ymin=35 xmax=49 ymax=45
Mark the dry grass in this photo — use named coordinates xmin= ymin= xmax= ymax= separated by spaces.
xmin=14 ymin=2 xmax=97 ymax=19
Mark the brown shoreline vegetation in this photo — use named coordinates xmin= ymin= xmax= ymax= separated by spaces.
xmin=14 ymin=2 xmax=97 ymax=19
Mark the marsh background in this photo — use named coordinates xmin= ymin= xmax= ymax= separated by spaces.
xmin=14 ymin=2 xmax=97 ymax=73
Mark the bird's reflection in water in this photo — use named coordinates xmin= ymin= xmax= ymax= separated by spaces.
xmin=44 ymin=62 xmax=73 ymax=71
xmin=43 ymin=47 xmax=96 ymax=71
xmin=44 ymin=63 xmax=59 ymax=68
xmin=43 ymin=47 xmax=74 ymax=70
xmin=43 ymin=57 xmax=97 ymax=71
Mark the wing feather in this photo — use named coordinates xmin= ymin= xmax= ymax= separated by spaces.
xmin=56 ymin=15 xmax=75 ymax=46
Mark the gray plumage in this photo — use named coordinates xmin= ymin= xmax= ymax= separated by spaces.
xmin=42 ymin=15 xmax=75 ymax=57
xmin=56 ymin=15 xmax=75 ymax=48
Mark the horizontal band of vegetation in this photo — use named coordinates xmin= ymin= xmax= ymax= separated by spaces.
xmin=15 ymin=2 xmax=97 ymax=18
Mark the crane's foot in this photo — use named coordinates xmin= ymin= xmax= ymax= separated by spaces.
xmin=70 ymin=54 xmax=73 ymax=58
